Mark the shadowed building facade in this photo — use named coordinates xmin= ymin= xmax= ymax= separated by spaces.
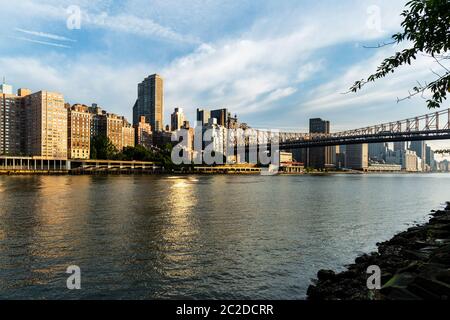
xmin=1 ymin=85 xmax=30 ymax=156
xmin=345 ymin=144 xmax=369 ymax=170
xmin=307 ymin=118 xmax=335 ymax=169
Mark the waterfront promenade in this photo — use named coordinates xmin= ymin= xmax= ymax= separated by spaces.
xmin=0 ymin=156 xmax=161 ymax=175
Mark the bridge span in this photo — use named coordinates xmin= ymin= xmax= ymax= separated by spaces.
xmin=254 ymin=108 xmax=450 ymax=149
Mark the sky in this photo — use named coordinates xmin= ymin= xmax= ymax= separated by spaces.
xmin=0 ymin=0 xmax=449 ymax=158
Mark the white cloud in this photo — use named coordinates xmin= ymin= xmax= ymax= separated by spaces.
xmin=1 ymin=0 xmax=198 ymax=44
xmin=300 ymin=47 xmax=443 ymax=113
xmin=0 ymin=55 xmax=151 ymax=121
xmin=296 ymin=61 xmax=325 ymax=83
xmin=15 ymin=28 xmax=76 ymax=42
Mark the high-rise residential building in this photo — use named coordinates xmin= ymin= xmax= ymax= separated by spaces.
xmin=307 ymin=118 xmax=335 ymax=168
xmin=196 ymin=108 xmax=210 ymax=126
xmin=88 ymin=104 xmax=104 ymax=139
xmin=93 ymin=111 xmax=135 ymax=152
xmin=23 ymin=91 xmax=67 ymax=159
xmin=345 ymin=144 xmax=369 ymax=170
xmin=100 ymin=113 xmax=125 ymax=151
xmin=409 ymin=141 xmax=426 ymax=169
xmin=210 ymin=108 xmax=230 ymax=127
xmin=171 ymin=107 xmax=185 ymax=131
xmin=122 ymin=120 xmax=135 ymax=149
xmin=134 ymin=115 xmax=153 ymax=149
xmin=1 ymin=85 xmax=30 ymax=155
xmin=67 ymin=104 xmax=92 ymax=159
xmin=133 ymin=74 xmax=164 ymax=132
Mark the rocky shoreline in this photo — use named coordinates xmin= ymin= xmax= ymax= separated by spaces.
xmin=307 ymin=202 xmax=450 ymax=300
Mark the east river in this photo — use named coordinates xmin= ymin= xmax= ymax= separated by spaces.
xmin=0 ymin=174 xmax=449 ymax=299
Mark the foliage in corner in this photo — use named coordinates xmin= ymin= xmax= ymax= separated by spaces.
xmin=350 ymin=0 xmax=450 ymax=109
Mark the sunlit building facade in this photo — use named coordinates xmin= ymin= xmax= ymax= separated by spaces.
xmin=122 ymin=120 xmax=135 ymax=149
xmin=67 ymin=104 xmax=92 ymax=159
xmin=24 ymin=91 xmax=67 ymax=159
xmin=134 ymin=115 xmax=152 ymax=149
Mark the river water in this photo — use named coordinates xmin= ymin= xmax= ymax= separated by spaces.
xmin=0 ymin=174 xmax=449 ymax=299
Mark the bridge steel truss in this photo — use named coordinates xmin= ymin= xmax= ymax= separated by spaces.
xmin=253 ymin=108 xmax=450 ymax=149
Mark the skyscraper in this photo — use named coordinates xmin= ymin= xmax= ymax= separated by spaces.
xmin=308 ymin=118 xmax=335 ymax=169
xmin=171 ymin=107 xmax=185 ymax=131
xmin=133 ymin=74 xmax=164 ymax=132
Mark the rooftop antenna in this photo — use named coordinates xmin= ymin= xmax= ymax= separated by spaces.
xmin=2 ymin=76 xmax=5 ymax=85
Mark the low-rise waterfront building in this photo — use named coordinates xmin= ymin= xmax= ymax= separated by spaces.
xmin=367 ymin=163 xmax=402 ymax=172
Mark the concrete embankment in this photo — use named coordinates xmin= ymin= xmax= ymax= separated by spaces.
xmin=307 ymin=202 xmax=450 ymax=300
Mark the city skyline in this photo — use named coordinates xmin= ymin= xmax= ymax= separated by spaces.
xmin=1 ymin=1 xmax=449 ymax=152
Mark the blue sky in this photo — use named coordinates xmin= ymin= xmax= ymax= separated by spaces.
xmin=1 ymin=0 xmax=449 ymax=153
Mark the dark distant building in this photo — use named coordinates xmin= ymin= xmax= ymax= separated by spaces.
xmin=289 ymin=148 xmax=307 ymax=165
xmin=346 ymin=144 xmax=369 ymax=170
xmin=336 ymin=145 xmax=346 ymax=169
xmin=196 ymin=108 xmax=210 ymax=126
xmin=393 ymin=141 xmax=406 ymax=152
xmin=368 ymin=143 xmax=388 ymax=161
xmin=210 ymin=108 xmax=230 ymax=127
xmin=307 ymin=118 xmax=335 ymax=169
xmin=426 ymin=145 xmax=435 ymax=170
